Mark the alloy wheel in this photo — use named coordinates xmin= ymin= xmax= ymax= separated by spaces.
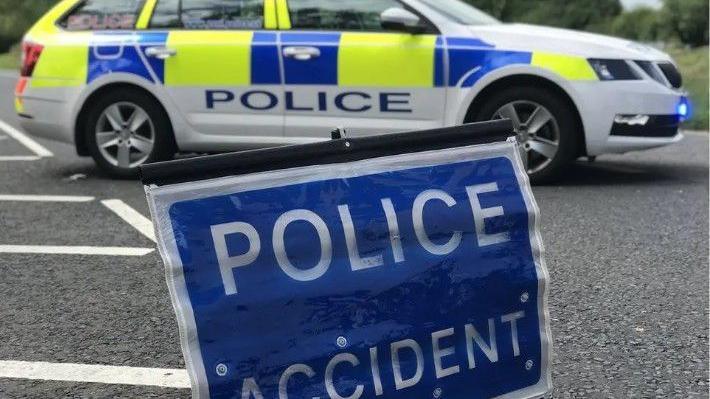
xmin=493 ymin=100 xmax=560 ymax=174
xmin=95 ymin=102 xmax=155 ymax=169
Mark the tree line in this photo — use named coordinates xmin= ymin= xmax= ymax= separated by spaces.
xmin=0 ymin=0 xmax=707 ymax=53
xmin=468 ymin=0 xmax=708 ymax=47
xmin=0 ymin=0 xmax=56 ymax=52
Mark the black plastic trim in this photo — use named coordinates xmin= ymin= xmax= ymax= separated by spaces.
xmin=141 ymin=120 xmax=514 ymax=186
xmin=634 ymin=60 xmax=667 ymax=86
xmin=610 ymin=115 xmax=680 ymax=138
xmin=657 ymin=62 xmax=683 ymax=89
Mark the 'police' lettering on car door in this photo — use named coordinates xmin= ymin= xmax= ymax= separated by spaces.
xmin=206 ymin=90 xmax=413 ymax=113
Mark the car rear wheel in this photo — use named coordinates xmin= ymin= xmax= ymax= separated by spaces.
xmin=472 ymin=86 xmax=580 ymax=183
xmin=85 ymin=88 xmax=175 ymax=178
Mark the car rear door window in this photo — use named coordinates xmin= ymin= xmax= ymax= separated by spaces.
xmin=287 ymin=0 xmax=403 ymax=31
xmin=60 ymin=0 xmax=146 ymax=31
xmin=150 ymin=0 xmax=264 ymax=30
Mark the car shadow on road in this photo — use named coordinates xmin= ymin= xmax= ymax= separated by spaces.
xmin=47 ymin=153 xmax=212 ymax=182
xmin=48 ymin=161 xmax=135 ymax=182
xmin=47 ymin=153 xmax=707 ymax=187
xmin=546 ymin=159 xmax=708 ymax=187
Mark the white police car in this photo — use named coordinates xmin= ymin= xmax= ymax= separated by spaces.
xmin=15 ymin=0 xmax=688 ymax=181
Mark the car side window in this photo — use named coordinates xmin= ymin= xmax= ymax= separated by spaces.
xmin=287 ymin=0 xmax=406 ymax=31
xmin=150 ymin=0 xmax=264 ymax=30
xmin=59 ymin=0 xmax=146 ymax=31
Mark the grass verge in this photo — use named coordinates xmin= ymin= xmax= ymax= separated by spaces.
xmin=0 ymin=45 xmax=19 ymax=70
xmin=668 ymin=45 xmax=708 ymax=130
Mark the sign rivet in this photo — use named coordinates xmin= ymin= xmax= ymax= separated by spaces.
xmin=433 ymin=387 xmax=443 ymax=398
xmin=525 ymin=360 xmax=534 ymax=370
xmin=336 ymin=336 xmax=348 ymax=348
xmin=216 ymin=363 xmax=228 ymax=376
xmin=520 ymin=292 xmax=529 ymax=303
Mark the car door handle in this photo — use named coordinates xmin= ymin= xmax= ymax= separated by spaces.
xmin=282 ymin=46 xmax=320 ymax=61
xmin=145 ymin=46 xmax=177 ymax=60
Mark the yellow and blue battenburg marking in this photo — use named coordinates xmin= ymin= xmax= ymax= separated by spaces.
xmin=165 ymin=31 xmax=254 ymax=86
xmin=251 ymin=32 xmax=281 ymax=84
xmin=446 ymin=37 xmax=530 ymax=87
xmin=88 ymin=32 xmax=168 ymax=84
xmin=60 ymin=32 xmax=597 ymax=89
xmin=282 ymin=32 xmax=340 ymax=85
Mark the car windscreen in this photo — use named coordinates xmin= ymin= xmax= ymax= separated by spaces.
xmin=416 ymin=0 xmax=500 ymax=26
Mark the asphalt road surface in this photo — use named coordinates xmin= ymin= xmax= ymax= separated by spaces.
xmin=0 ymin=72 xmax=707 ymax=398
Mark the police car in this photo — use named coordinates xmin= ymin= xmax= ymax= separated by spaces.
xmin=15 ymin=0 xmax=688 ymax=181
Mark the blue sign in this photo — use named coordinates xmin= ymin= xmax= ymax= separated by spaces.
xmin=146 ymin=141 xmax=551 ymax=399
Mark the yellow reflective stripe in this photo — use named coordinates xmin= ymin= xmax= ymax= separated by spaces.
xmin=27 ymin=0 xmax=80 ymax=38
xmin=531 ymin=52 xmax=597 ymax=81
xmin=164 ymin=31 xmax=253 ymax=86
xmin=30 ymin=77 xmax=85 ymax=88
xmin=338 ymin=33 xmax=437 ymax=87
xmin=264 ymin=0 xmax=277 ymax=29
xmin=14 ymin=98 xmax=24 ymax=114
xmin=276 ymin=0 xmax=291 ymax=29
xmin=30 ymin=32 xmax=91 ymax=88
xmin=136 ymin=0 xmax=158 ymax=29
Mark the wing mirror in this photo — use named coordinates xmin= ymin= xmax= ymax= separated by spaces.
xmin=380 ymin=8 xmax=426 ymax=34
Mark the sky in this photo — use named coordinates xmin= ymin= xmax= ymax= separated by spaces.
xmin=621 ymin=0 xmax=662 ymax=9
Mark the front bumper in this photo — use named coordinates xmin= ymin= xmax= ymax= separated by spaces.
xmin=571 ymin=79 xmax=686 ymax=155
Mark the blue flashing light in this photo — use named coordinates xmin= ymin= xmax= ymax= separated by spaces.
xmin=677 ymin=97 xmax=691 ymax=120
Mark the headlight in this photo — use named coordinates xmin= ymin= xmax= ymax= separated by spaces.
xmin=588 ymin=59 xmax=640 ymax=81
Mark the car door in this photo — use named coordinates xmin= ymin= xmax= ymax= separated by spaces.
xmin=147 ymin=0 xmax=284 ymax=143
xmin=278 ymin=0 xmax=447 ymax=138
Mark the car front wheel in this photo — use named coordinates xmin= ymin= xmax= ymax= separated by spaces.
xmin=472 ymin=86 xmax=581 ymax=183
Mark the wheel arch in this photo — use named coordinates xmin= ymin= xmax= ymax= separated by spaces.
xmin=74 ymin=81 xmax=177 ymax=156
xmin=462 ymin=72 xmax=588 ymax=156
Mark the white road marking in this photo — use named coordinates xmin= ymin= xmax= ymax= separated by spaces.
xmin=0 ymin=194 xmax=95 ymax=202
xmin=0 ymin=245 xmax=153 ymax=256
xmin=101 ymin=199 xmax=157 ymax=242
xmin=0 ymin=155 xmax=42 ymax=161
xmin=0 ymin=118 xmax=53 ymax=157
xmin=0 ymin=360 xmax=190 ymax=389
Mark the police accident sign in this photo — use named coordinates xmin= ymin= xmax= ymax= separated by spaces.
xmin=144 ymin=133 xmax=552 ymax=399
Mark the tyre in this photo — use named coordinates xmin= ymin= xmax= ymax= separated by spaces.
xmin=85 ymin=88 xmax=176 ymax=179
xmin=470 ymin=86 xmax=581 ymax=184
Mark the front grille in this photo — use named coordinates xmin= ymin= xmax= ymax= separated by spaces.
xmin=634 ymin=60 xmax=667 ymax=85
xmin=634 ymin=61 xmax=683 ymax=88
xmin=657 ymin=62 xmax=683 ymax=88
